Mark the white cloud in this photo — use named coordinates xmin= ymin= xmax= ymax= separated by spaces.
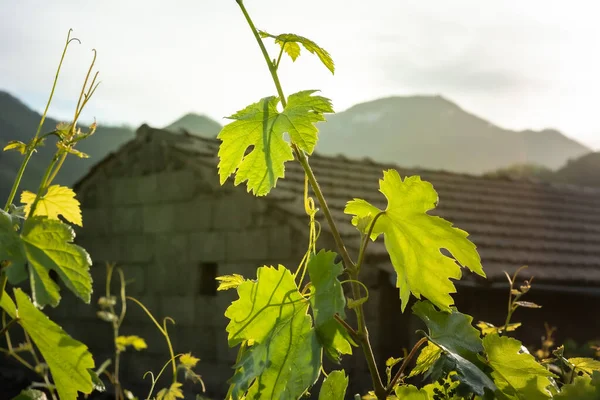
xmin=0 ymin=0 xmax=598 ymax=148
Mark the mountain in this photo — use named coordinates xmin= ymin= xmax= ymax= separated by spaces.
xmin=0 ymin=91 xmax=135 ymax=196
xmin=553 ymin=152 xmax=600 ymax=187
xmin=164 ymin=113 xmax=222 ymax=137
xmin=316 ymin=95 xmax=590 ymax=174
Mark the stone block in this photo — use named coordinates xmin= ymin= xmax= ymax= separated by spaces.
xmin=117 ymin=235 xmax=154 ymax=263
xmin=225 ymin=229 xmax=269 ymax=261
xmin=216 ymin=331 xmax=238 ymax=364
xmin=155 ymin=234 xmax=188 ymax=265
xmin=81 ymin=208 xmax=112 ymax=236
xmin=194 ymin=296 xmax=217 ymax=327
xmin=135 ymin=174 xmax=160 ymax=204
xmin=79 ymin=236 xmax=120 ymax=263
xmin=268 ymin=225 xmax=293 ymax=260
xmin=189 ymin=232 xmax=226 ymax=262
xmin=171 ymin=326 xmax=218 ymax=362
xmin=112 ymin=206 xmax=143 ymax=234
xmin=159 ymin=295 xmax=196 ymax=326
xmin=212 ymin=193 xmax=255 ymax=231
xmin=146 ymin=262 xmax=195 ymax=295
xmin=157 ymin=170 xmax=197 ymax=203
xmin=125 ymin=295 xmax=159 ymax=324
xmin=119 ymin=264 xmax=146 ymax=295
xmin=143 ymin=204 xmax=176 ymax=234
xmin=174 ymin=195 xmax=213 ymax=232
xmin=111 ymin=177 xmax=139 ymax=206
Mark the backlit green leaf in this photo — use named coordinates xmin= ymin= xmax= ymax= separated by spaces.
xmin=568 ymin=357 xmax=600 ymax=375
xmin=0 ymin=209 xmax=27 ymax=284
xmin=21 ymin=185 xmax=83 ymax=226
xmin=14 ymin=289 xmax=96 ymax=399
xmin=225 ymin=265 xmax=321 ymax=399
xmin=409 ymin=342 xmax=442 ymax=378
xmin=307 ymin=250 xmax=353 ymax=363
xmin=156 ymin=382 xmax=184 ymax=400
xmin=116 ymin=335 xmax=147 ymax=351
xmin=476 ymin=321 xmax=521 ymax=336
xmin=318 ymin=370 xmax=348 ymax=400
xmin=395 ymin=385 xmax=430 ymax=399
xmin=413 ymin=301 xmax=483 ymax=359
xmin=345 ymin=171 xmax=485 ymax=311
xmin=11 ymin=389 xmax=48 ymax=400
xmin=20 ymin=217 xmax=92 ymax=307
xmin=217 ymin=91 xmax=333 ymax=196
xmin=554 ymin=373 xmax=600 ymax=399
xmin=308 ymin=250 xmax=346 ymax=325
xmin=483 ymin=334 xmax=555 ymax=399
xmin=216 ymin=274 xmax=245 ymax=291
xmin=3 ymin=140 xmax=27 ymax=154
xmin=259 ymin=31 xmax=335 ymax=73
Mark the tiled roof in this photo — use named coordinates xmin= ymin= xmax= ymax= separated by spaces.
xmin=78 ymin=125 xmax=600 ymax=287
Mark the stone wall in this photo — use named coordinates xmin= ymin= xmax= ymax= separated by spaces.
xmin=50 ymin=164 xmax=306 ymax=398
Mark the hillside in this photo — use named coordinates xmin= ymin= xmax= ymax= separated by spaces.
xmin=554 ymin=152 xmax=600 ymax=187
xmin=164 ymin=113 xmax=222 ymax=137
xmin=316 ymin=95 xmax=590 ymax=174
xmin=0 ymin=91 xmax=135 ymax=196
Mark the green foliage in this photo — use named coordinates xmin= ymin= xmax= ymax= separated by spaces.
xmin=395 ymin=385 xmax=430 ymax=399
xmin=1 ymin=289 xmax=96 ymax=399
xmin=345 ymin=171 xmax=485 ymax=311
xmin=307 ymin=250 xmax=355 ymax=363
xmin=20 ymin=184 xmax=82 ymax=226
xmin=226 ymin=266 xmax=321 ymax=399
xmin=554 ymin=372 xmax=600 ymax=399
xmin=11 ymin=389 xmax=48 ymax=400
xmin=217 ymin=90 xmax=333 ymax=195
xmin=483 ymin=334 xmax=555 ymax=399
xmin=409 ymin=342 xmax=442 ymax=378
xmin=259 ymin=31 xmax=335 ymax=73
xmin=318 ymin=370 xmax=349 ymax=400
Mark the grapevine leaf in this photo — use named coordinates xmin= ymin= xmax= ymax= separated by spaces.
xmin=11 ymin=389 xmax=48 ymax=400
xmin=3 ymin=140 xmax=27 ymax=154
xmin=259 ymin=31 xmax=335 ymax=73
xmin=13 ymin=289 xmax=96 ymax=399
xmin=429 ymin=347 xmax=497 ymax=396
xmin=308 ymin=250 xmax=346 ymax=325
xmin=318 ymin=370 xmax=348 ymax=400
xmin=116 ymin=335 xmax=147 ymax=351
xmin=413 ymin=301 xmax=483 ymax=359
xmin=156 ymin=382 xmax=184 ymax=400
xmin=568 ymin=357 xmax=600 ymax=375
xmin=409 ymin=341 xmax=442 ymax=378
xmin=179 ymin=353 xmax=200 ymax=368
xmin=21 ymin=185 xmax=82 ymax=226
xmin=0 ymin=209 xmax=27 ymax=284
xmin=345 ymin=171 xmax=484 ymax=311
xmin=216 ymin=274 xmax=245 ymax=291
xmin=394 ymin=385 xmax=430 ymax=399
xmin=554 ymin=373 xmax=600 ymax=399
xmin=217 ymin=92 xmax=333 ymax=196
xmin=225 ymin=265 xmax=321 ymax=399
xmin=483 ymin=334 xmax=555 ymax=399
xmin=477 ymin=321 xmax=521 ymax=336
xmin=316 ymin=318 xmax=355 ymax=363
xmin=20 ymin=217 xmax=92 ymax=308
xmin=217 ymin=96 xmax=291 ymax=196
xmin=307 ymin=250 xmax=354 ymax=362
xmin=513 ymin=301 xmax=541 ymax=309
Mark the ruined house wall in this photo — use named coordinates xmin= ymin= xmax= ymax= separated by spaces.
xmin=48 ymin=152 xmax=307 ymax=397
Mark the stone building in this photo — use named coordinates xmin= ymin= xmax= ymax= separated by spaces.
xmin=50 ymin=124 xmax=600 ymax=398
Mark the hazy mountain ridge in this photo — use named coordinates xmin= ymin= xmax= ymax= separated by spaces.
xmin=0 ymin=90 xmax=595 ymax=199
xmin=316 ymin=95 xmax=590 ymax=174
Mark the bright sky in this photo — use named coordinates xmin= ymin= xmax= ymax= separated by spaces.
xmin=1 ymin=0 xmax=599 ymax=148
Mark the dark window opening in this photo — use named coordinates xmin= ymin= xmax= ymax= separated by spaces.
xmin=198 ymin=262 xmax=218 ymax=296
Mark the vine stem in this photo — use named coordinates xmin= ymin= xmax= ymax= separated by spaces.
xmin=385 ymin=336 xmax=428 ymax=394
xmin=235 ymin=1 xmax=386 ymax=397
